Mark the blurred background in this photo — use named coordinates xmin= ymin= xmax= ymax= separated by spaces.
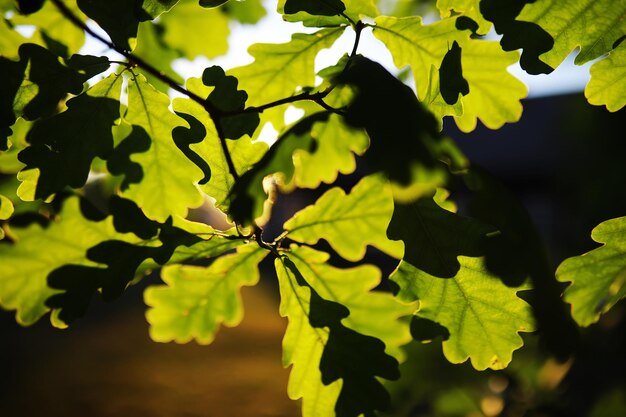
xmin=2 ymin=0 xmax=626 ymax=416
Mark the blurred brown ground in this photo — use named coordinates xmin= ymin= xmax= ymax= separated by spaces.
xmin=1 ymin=284 xmax=300 ymax=417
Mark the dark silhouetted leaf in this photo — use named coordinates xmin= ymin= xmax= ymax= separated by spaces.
xmin=173 ymin=112 xmax=211 ymax=185
xmin=387 ymin=195 xmax=493 ymax=278
xmin=77 ymin=0 xmax=145 ymax=50
xmin=107 ymin=124 xmax=152 ymax=190
xmin=202 ymin=65 xmax=259 ymax=139
xmin=337 ymin=55 xmax=440 ymax=185
xmin=18 ymin=73 xmax=121 ymax=199
xmin=16 ymin=0 xmax=46 ymax=15
xmin=284 ymin=0 xmax=345 ymax=16
xmin=480 ymin=0 xmax=554 ymax=74
xmin=439 ymin=41 xmax=469 ymax=105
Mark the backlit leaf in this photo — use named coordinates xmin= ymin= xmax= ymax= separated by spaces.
xmin=437 ymin=0 xmax=491 ymax=34
xmin=518 ymin=0 xmax=626 ymax=67
xmin=556 ymin=216 xmax=626 ymax=327
xmin=278 ymin=0 xmax=378 ymax=27
xmin=284 ymin=174 xmax=403 ymax=262
xmin=0 ymin=197 xmax=131 ymax=325
xmin=122 ymin=74 xmax=205 ymax=222
xmin=392 ymin=257 xmax=535 ymax=370
xmin=291 ymin=113 xmax=369 ymax=189
xmin=172 ymin=76 xmax=267 ymax=212
xmin=585 ymin=42 xmax=626 ymax=112
xmin=145 ymin=244 xmax=267 ymax=344
xmin=160 ymin=0 xmax=230 ymax=60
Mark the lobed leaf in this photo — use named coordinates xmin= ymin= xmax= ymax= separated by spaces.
xmin=122 ymin=74 xmax=205 ymax=222
xmin=556 ymin=216 xmax=626 ymax=327
xmin=518 ymin=0 xmax=626 ymax=67
xmin=284 ymin=174 xmax=403 ymax=262
xmin=392 ymin=257 xmax=535 ymax=370
xmin=437 ymin=0 xmax=491 ymax=34
xmin=145 ymin=244 xmax=267 ymax=344
xmin=585 ymin=42 xmax=626 ymax=112
xmin=278 ymin=0 xmax=378 ymax=27
xmin=0 ymin=197 xmax=133 ymax=325
xmin=18 ymin=72 xmax=122 ymax=199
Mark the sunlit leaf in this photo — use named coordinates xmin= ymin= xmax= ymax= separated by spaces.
xmin=518 ymin=0 xmax=626 ymax=67
xmin=437 ymin=0 xmax=491 ymax=34
xmin=585 ymin=42 xmax=626 ymax=112
xmin=229 ymin=27 xmax=344 ymax=127
xmin=160 ymin=0 xmax=230 ymax=60
xmin=291 ymin=113 xmax=368 ymax=189
xmin=0 ymin=197 xmax=131 ymax=325
xmin=285 ymin=174 xmax=403 ymax=262
xmin=557 ymin=216 xmax=626 ymax=327
xmin=392 ymin=257 xmax=535 ymax=370
xmin=122 ymin=74 xmax=205 ymax=222
xmin=172 ymin=76 xmax=267 ymax=212
xmin=276 ymin=249 xmax=408 ymax=417
xmin=11 ymin=1 xmax=86 ymax=56
xmin=225 ymin=0 xmax=266 ymax=24
xmin=133 ymin=21 xmax=183 ymax=92
xmin=145 ymin=244 xmax=267 ymax=344
xmin=373 ymin=16 xmax=526 ymax=131
xmin=142 ymin=0 xmax=179 ymax=18
xmin=277 ymin=0 xmax=378 ymax=27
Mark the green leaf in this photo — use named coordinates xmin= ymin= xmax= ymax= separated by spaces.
xmin=160 ymin=0 xmax=230 ymax=60
xmin=392 ymin=257 xmax=535 ymax=370
xmin=284 ymin=0 xmax=346 ymax=16
xmin=479 ymin=0 xmax=554 ymax=74
xmin=451 ymin=39 xmax=527 ymax=132
xmin=0 ymin=118 xmax=30 ymax=173
xmin=286 ymin=245 xmax=415 ymax=360
xmin=224 ymin=0 xmax=266 ymax=24
xmin=12 ymin=43 xmax=88 ymax=121
xmin=0 ymin=194 xmax=13 ymax=220
xmin=439 ymin=40 xmax=469 ymax=105
xmin=11 ymin=1 xmax=86 ymax=56
xmin=373 ymin=16 xmax=466 ymax=101
xmin=278 ymin=0 xmax=378 ymax=27
xmin=387 ymin=196 xmax=493 ymax=278
xmin=437 ymin=0 xmax=491 ymax=34
xmin=145 ymin=244 xmax=267 ymax=344
xmin=291 ymin=113 xmax=369 ymax=189
xmin=202 ymin=65 xmax=260 ymax=138
xmin=142 ymin=0 xmax=179 ymax=18
xmin=122 ymin=74 xmax=205 ymax=222
xmin=77 ymin=0 xmax=144 ymax=50
xmin=337 ymin=56 xmax=441 ymax=184
xmin=199 ymin=0 xmax=229 ymax=8
xmin=18 ymin=72 xmax=122 ymax=199
xmin=228 ymin=27 xmax=344 ymax=127
xmin=276 ymin=249 xmax=410 ymax=417
xmin=0 ymin=16 xmax=29 ymax=59
xmin=133 ymin=21 xmax=184 ymax=92
xmin=171 ymin=76 xmax=267 ymax=212
xmin=585 ymin=42 xmax=626 ymax=112
xmin=228 ymin=112 xmax=327 ymax=225
xmin=518 ymin=0 xmax=626 ymax=67
xmin=284 ymin=174 xmax=403 ymax=262
xmin=556 ymin=216 xmax=626 ymax=327
xmin=373 ymin=16 xmax=527 ymax=132
xmin=0 ymin=197 xmax=130 ymax=325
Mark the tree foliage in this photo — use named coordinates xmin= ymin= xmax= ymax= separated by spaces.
xmin=1 ymin=0 xmax=625 ymax=416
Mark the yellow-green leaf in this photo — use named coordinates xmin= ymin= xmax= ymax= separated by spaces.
xmin=436 ymin=0 xmax=491 ymax=34
xmin=518 ymin=0 xmax=626 ymax=66
xmin=284 ymin=174 xmax=403 ymax=262
xmin=585 ymin=42 xmax=626 ymax=112
xmin=556 ymin=216 xmax=626 ymax=327
xmin=145 ymin=244 xmax=267 ymax=344
xmin=160 ymin=0 xmax=230 ymax=60
xmin=291 ymin=113 xmax=369 ymax=188
xmin=278 ymin=0 xmax=379 ymax=27
xmin=172 ymin=76 xmax=267 ymax=212
xmin=0 ymin=197 xmax=131 ymax=325
xmin=122 ymin=74 xmax=205 ymax=222
xmin=392 ymin=257 xmax=535 ymax=370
